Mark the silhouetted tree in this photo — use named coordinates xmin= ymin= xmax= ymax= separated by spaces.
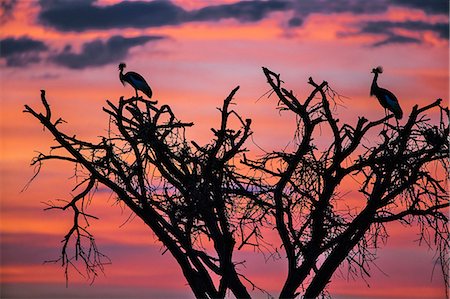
xmin=24 ymin=67 xmax=448 ymax=299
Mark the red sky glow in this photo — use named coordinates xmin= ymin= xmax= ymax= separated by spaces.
xmin=1 ymin=0 xmax=448 ymax=298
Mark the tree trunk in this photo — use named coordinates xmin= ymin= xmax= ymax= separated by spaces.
xmin=303 ymin=215 xmax=373 ymax=298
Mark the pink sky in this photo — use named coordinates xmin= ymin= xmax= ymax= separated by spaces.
xmin=1 ymin=1 xmax=448 ymax=298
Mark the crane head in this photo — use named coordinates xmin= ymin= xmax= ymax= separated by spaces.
xmin=118 ymin=62 xmax=126 ymax=71
xmin=371 ymin=66 xmax=383 ymax=74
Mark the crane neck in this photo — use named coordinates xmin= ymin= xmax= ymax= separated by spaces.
xmin=370 ymin=72 xmax=379 ymax=96
xmin=119 ymin=69 xmax=125 ymax=84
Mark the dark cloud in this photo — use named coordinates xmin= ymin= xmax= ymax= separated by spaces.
xmin=290 ymin=1 xmax=387 ymax=16
xmin=362 ymin=20 xmax=449 ymax=39
xmin=39 ymin=0 xmax=186 ymax=31
xmin=38 ymin=0 xmax=290 ymax=31
xmin=290 ymin=0 xmax=448 ymax=16
xmin=372 ymin=34 xmax=422 ymax=47
xmin=0 ymin=34 xmax=165 ymax=69
xmin=391 ymin=0 xmax=449 ymax=15
xmin=338 ymin=19 xmax=449 ymax=46
xmin=37 ymin=0 xmax=449 ymax=47
xmin=360 ymin=20 xmax=449 ymax=46
xmin=1 ymin=36 xmax=48 ymax=56
xmin=0 ymin=36 xmax=48 ymax=66
xmin=49 ymin=35 xmax=163 ymax=69
xmin=189 ymin=0 xmax=289 ymax=22
xmin=286 ymin=0 xmax=448 ymax=41
xmin=37 ymin=0 xmax=449 ymax=33
xmin=288 ymin=16 xmax=303 ymax=27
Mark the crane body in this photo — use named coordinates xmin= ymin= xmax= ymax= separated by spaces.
xmin=370 ymin=66 xmax=403 ymax=119
xmin=119 ymin=63 xmax=152 ymax=99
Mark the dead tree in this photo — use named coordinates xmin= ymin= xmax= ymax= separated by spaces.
xmin=24 ymin=89 xmax=265 ymax=298
xmin=24 ymin=67 xmax=448 ymax=299
xmin=243 ymin=68 xmax=449 ymax=298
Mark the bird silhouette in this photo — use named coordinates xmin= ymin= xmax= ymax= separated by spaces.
xmin=370 ymin=66 xmax=403 ymax=119
xmin=119 ymin=63 xmax=153 ymax=99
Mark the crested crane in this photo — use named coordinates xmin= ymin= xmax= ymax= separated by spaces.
xmin=118 ymin=63 xmax=153 ymax=99
xmin=370 ymin=66 xmax=403 ymax=119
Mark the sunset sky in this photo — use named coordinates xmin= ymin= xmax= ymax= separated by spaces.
xmin=1 ymin=1 xmax=449 ymax=298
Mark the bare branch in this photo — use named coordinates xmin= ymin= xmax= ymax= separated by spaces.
xmin=24 ymin=68 xmax=448 ymax=299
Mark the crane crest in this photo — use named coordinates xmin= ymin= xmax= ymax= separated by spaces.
xmin=373 ymin=66 xmax=383 ymax=74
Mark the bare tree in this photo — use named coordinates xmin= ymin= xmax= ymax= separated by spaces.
xmin=24 ymin=67 xmax=448 ymax=298
xmin=244 ymin=68 xmax=449 ymax=298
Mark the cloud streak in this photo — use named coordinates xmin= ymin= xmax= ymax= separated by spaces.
xmin=188 ymin=0 xmax=289 ymax=22
xmin=38 ymin=0 xmax=290 ymax=32
xmin=391 ymin=0 xmax=449 ymax=15
xmin=0 ymin=34 xmax=163 ymax=69
xmin=360 ymin=20 xmax=449 ymax=46
xmin=361 ymin=20 xmax=449 ymax=39
xmin=49 ymin=35 xmax=163 ymax=69
xmin=0 ymin=36 xmax=48 ymax=66
xmin=36 ymin=0 xmax=449 ymax=48
xmin=4 ymin=1 xmax=447 ymax=69
xmin=371 ymin=34 xmax=421 ymax=47
xmin=39 ymin=0 xmax=187 ymax=31
xmin=294 ymin=0 xmax=448 ymax=16
xmin=288 ymin=0 xmax=448 ymax=20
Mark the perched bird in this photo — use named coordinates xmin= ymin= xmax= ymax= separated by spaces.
xmin=118 ymin=63 xmax=152 ymax=99
xmin=370 ymin=66 xmax=403 ymax=119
